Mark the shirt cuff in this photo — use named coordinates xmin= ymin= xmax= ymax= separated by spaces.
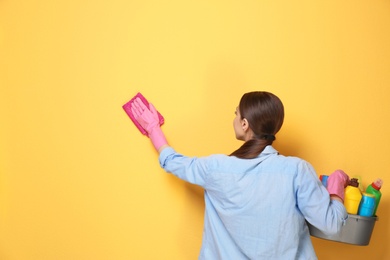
xmin=158 ymin=146 xmax=175 ymax=168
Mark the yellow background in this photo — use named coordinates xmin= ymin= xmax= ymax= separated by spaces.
xmin=1 ymin=0 xmax=389 ymax=259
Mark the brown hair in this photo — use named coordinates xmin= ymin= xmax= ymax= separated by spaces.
xmin=230 ymin=91 xmax=284 ymax=159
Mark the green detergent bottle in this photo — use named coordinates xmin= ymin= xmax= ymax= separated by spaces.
xmin=366 ymin=178 xmax=383 ymax=216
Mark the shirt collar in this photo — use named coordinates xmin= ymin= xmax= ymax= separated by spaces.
xmin=259 ymin=145 xmax=278 ymax=157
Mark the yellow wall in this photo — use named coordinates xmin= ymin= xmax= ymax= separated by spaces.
xmin=1 ymin=0 xmax=389 ymax=259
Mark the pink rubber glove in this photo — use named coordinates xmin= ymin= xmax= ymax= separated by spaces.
xmin=131 ymin=97 xmax=168 ymax=151
xmin=326 ymin=169 xmax=350 ymax=202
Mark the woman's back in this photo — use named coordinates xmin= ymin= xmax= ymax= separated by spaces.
xmin=159 ymin=145 xmax=344 ymax=259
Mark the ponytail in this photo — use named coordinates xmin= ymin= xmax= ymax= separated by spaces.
xmin=230 ymin=136 xmax=275 ymax=159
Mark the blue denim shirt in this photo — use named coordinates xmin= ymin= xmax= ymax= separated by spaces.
xmin=159 ymin=146 xmax=347 ymax=260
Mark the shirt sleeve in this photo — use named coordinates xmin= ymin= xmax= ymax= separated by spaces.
xmin=295 ymin=160 xmax=348 ymax=236
xmin=159 ymin=147 xmax=211 ymax=187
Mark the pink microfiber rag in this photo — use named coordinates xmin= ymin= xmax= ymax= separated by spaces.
xmin=122 ymin=92 xmax=164 ymax=136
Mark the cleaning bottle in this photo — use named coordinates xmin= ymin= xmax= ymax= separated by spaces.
xmin=358 ymin=193 xmax=376 ymax=217
xmin=365 ymin=178 xmax=383 ymax=216
xmin=344 ymin=178 xmax=362 ymax=215
xmin=319 ymin=175 xmax=329 ymax=187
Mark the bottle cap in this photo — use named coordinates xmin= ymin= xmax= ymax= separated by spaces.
xmin=349 ymin=178 xmax=359 ymax=187
xmin=372 ymin=178 xmax=383 ymax=190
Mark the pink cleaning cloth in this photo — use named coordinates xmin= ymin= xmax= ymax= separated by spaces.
xmin=122 ymin=92 xmax=164 ymax=136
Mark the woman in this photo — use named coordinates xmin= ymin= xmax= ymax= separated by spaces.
xmin=130 ymin=91 xmax=348 ymax=259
